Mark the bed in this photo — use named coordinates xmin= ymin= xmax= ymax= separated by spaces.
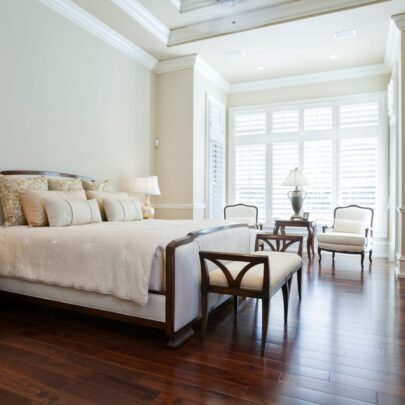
xmin=0 ymin=170 xmax=254 ymax=347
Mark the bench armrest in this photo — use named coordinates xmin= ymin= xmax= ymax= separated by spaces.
xmin=199 ymin=251 xmax=269 ymax=290
xmin=255 ymin=234 xmax=303 ymax=257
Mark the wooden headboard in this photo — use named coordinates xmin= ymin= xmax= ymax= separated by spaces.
xmin=0 ymin=170 xmax=94 ymax=182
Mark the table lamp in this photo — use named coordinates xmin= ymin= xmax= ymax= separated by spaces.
xmin=134 ymin=176 xmax=161 ymax=219
xmin=281 ymin=167 xmax=309 ymax=220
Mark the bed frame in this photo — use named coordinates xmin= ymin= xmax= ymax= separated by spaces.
xmin=0 ymin=170 xmax=250 ymax=347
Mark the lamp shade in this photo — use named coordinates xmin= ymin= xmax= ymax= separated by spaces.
xmin=281 ymin=167 xmax=309 ymax=187
xmin=134 ymin=176 xmax=161 ymax=195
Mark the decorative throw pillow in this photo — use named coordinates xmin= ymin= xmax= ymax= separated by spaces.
xmin=20 ymin=190 xmax=86 ymax=227
xmin=0 ymin=175 xmax=48 ymax=226
xmin=44 ymin=198 xmax=102 ymax=227
xmin=82 ymin=179 xmax=113 ymax=192
xmin=103 ymin=198 xmax=143 ymax=222
xmin=85 ymin=191 xmax=128 ymax=220
xmin=47 ymin=177 xmax=83 ymax=191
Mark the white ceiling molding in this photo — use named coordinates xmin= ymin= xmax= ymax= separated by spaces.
xmin=169 ymin=0 xmax=182 ymax=11
xmin=155 ymin=54 xmax=198 ymax=73
xmin=180 ymin=0 xmax=217 ymax=13
xmin=385 ymin=13 xmax=405 ymax=68
xmin=156 ymin=54 xmax=230 ymax=92
xmin=168 ymin=0 xmax=389 ymax=46
xmin=111 ymin=0 xmax=169 ymax=44
xmin=229 ymin=63 xmax=391 ymax=93
xmin=38 ymin=0 xmax=158 ymax=70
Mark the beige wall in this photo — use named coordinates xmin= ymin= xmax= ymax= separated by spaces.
xmin=153 ymin=69 xmax=194 ymax=218
xmin=0 ymin=0 xmax=156 ymax=189
xmin=228 ymin=74 xmax=390 ymax=107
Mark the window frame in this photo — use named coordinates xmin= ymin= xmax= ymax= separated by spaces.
xmin=228 ymin=92 xmax=388 ymax=237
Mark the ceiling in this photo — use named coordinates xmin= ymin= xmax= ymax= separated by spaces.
xmin=71 ymin=0 xmax=405 ymax=83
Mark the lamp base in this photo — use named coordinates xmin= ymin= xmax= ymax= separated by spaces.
xmin=142 ymin=205 xmax=155 ymax=219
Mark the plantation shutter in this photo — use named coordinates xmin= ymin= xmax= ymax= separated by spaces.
xmin=338 ymin=138 xmax=378 ymax=210
xmin=339 ymin=102 xmax=379 ymax=128
xmin=207 ymin=97 xmax=226 ymax=219
xmin=235 ymin=144 xmax=267 ymax=221
xmin=272 ymin=109 xmax=299 ymax=133
xmin=234 ymin=111 xmax=267 ymax=136
xmin=303 ymin=140 xmax=334 ymax=223
xmin=303 ymin=106 xmax=333 ymax=131
xmin=271 ymin=142 xmax=299 ymax=219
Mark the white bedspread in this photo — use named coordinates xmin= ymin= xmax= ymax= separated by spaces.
xmin=0 ymin=220 xmax=231 ymax=305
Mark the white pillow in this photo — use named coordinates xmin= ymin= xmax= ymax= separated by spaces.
xmin=334 ymin=218 xmax=366 ymax=234
xmin=85 ymin=190 xmax=128 ymax=221
xmin=44 ymin=198 xmax=102 ymax=227
xmin=103 ymin=198 xmax=143 ymax=222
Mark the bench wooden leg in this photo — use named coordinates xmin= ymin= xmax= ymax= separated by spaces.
xmin=200 ymin=288 xmax=208 ymax=342
xmin=261 ymin=297 xmax=270 ymax=356
xmin=361 ymin=251 xmax=365 ymax=268
xmin=282 ymin=283 xmax=289 ymax=325
xmin=318 ymin=247 xmax=322 ymax=263
xmin=233 ymin=295 xmax=238 ymax=323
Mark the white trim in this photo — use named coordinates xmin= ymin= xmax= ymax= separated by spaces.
xmin=385 ymin=19 xmax=401 ymax=68
xmin=155 ymin=54 xmax=197 ymax=74
xmin=38 ymin=0 xmax=158 ymax=71
xmin=168 ymin=0 xmax=389 ymax=46
xmin=112 ymin=0 xmax=169 ymax=44
xmin=156 ymin=55 xmax=230 ymax=92
xmin=154 ymin=203 xmax=206 ymax=210
xmin=229 ymin=64 xmax=390 ymax=94
xmin=195 ymin=56 xmax=230 ymax=93
xmin=169 ymin=0 xmax=182 ymax=11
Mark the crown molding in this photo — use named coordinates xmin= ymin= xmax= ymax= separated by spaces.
xmin=39 ymin=0 xmax=158 ymax=71
xmin=112 ymin=0 xmax=169 ymax=44
xmin=229 ymin=63 xmax=391 ymax=93
xmin=156 ymin=54 xmax=230 ymax=92
xmin=169 ymin=0 xmax=182 ymax=11
xmin=168 ymin=0 xmax=389 ymax=46
xmin=385 ymin=13 xmax=405 ymax=68
xmin=155 ymin=54 xmax=197 ymax=73
xmin=195 ymin=56 xmax=230 ymax=93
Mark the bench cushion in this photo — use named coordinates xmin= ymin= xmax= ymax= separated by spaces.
xmin=317 ymin=232 xmax=365 ymax=246
xmin=209 ymin=251 xmax=301 ymax=291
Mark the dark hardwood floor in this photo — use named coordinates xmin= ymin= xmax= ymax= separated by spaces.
xmin=0 ymin=256 xmax=404 ymax=404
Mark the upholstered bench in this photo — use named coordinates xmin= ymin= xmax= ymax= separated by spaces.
xmin=199 ymin=234 xmax=303 ymax=356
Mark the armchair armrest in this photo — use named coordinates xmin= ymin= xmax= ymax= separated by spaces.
xmin=322 ymin=225 xmax=333 ymax=233
xmin=255 ymin=234 xmax=303 ymax=257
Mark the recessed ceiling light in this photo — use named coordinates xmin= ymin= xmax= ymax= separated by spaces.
xmin=257 ymin=66 xmax=265 ymax=71
xmin=334 ymin=29 xmax=357 ymax=39
xmin=329 ymin=54 xmax=339 ymax=60
xmin=226 ymin=50 xmax=246 ymax=60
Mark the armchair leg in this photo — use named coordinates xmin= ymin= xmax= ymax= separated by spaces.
xmin=297 ymin=268 xmax=302 ymax=301
xmin=369 ymin=250 xmax=373 ymax=263
xmin=332 ymin=252 xmax=335 ymax=260
xmin=282 ymin=283 xmax=289 ymax=325
xmin=261 ymin=297 xmax=270 ymax=356
xmin=361 ymin=251 xmax=365 ymax=268
xmin=318 ymin=247 xmax=322 ymax=263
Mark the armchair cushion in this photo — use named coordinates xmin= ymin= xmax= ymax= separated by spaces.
xmin=334 ymin=219 xmax=366 ymax=234
xmin=317 ymin=242 xmax=365 ymax=253
xmin=208 ymin=251 xmax=301 ymax=291
xmin=317 ymin=232 xmax=365 ymax=246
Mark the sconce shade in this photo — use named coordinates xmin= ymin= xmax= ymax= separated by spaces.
xmin=281 ymin=167 xmax=309 ymax=187
xmin=134 ymin=176 xmax=161 ymax=195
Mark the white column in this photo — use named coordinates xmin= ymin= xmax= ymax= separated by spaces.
xmin=392 ymin=15 xmax=405 ymax=277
